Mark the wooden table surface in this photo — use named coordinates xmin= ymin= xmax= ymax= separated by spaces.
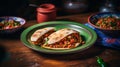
xmin=0 ymin=13 xmax=120 ymax=67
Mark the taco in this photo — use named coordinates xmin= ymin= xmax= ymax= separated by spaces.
xmin=42 ymin=28 xmax=82 ymax=49
xmin=30 ymin=27 xmax=55 ymax=45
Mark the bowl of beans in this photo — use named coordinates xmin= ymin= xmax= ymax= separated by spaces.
xmin=88 ymin=12 xmax=120 ymax=37
xmin=0 ymin=16 xmax=26 ymax=33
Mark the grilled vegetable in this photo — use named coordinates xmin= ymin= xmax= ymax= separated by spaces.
xmin=96 ymin=16 xmax=120 ymax=30
xmin=0 ymin=19 xmax=21 ymax=29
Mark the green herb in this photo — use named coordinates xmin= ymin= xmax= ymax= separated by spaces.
xmin=96 ymin=56 xmax=108 ymax=67
xmin=110 ymin=22 xmax=117 ymax=27
xmin=44 ymin=38 xmax=49 ymax=45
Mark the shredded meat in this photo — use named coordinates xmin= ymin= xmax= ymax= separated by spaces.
xmin=42 ymin=32 xmax=82 ymax=48
xmin=31 ymin=30 xmax=55 ymax=45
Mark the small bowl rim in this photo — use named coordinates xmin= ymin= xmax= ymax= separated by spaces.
xmin=88 ymin=12 xmax=120 ymax=31
xmin=0 ymin=16 xmax=26 ymax=31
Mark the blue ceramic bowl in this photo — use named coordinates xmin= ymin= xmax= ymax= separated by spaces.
xmin=88 ymin=12 xmax=120 ymax=37
xmin=0 ymin=16 xmax=26 ymax=33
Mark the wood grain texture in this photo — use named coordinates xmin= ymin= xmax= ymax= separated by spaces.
xmin=0 ymin=13 xmax=120 ymax=67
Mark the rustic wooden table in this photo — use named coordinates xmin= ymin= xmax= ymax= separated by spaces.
xmin=0 ymin=13 xmax=120 ymax=67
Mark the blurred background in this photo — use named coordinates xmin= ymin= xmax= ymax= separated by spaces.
xmin=0 ymin=0 xmax=120 ymax=20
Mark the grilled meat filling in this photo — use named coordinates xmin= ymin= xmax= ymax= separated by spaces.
xmin=42 ymin=33 xmax=82 ymax=49
xmin=32 ymin=30 xmax=55 ymax=45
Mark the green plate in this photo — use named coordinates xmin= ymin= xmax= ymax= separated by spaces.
xmin=21 ymin=21 xmax=97 ymax=54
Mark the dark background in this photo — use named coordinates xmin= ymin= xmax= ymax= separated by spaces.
xmin=0 ymin=0 xmax=120 ymax=20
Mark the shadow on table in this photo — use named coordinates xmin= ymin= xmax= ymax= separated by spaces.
xmin=34 ymin=44 xmax=106 ymax=60
xmin=0 ymin=45 xmax=8 ymax=63
xmin=0 ymin=28 xmax=25 ymax=40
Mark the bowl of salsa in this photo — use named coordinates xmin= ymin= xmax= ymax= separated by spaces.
xmin=0 ymin=16 xmax=26 ymax=33
xmin=88 ymin=12 xmax=120 ymax=37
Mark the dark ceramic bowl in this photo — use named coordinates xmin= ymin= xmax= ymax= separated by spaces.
xmin=88 ymin=12 xmax=120 ymax=37
xmin=0 ymin=16 xmax=26 ymax=33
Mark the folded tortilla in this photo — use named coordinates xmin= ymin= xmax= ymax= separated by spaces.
xmin=42 ymin=28 xmax=82 ymax=49
xmin=30 ymin=27 xmax=55 ymax=45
